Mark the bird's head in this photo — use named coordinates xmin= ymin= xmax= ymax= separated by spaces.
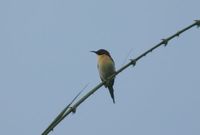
xmin=90 ymin=49 xmax=111 ymax=56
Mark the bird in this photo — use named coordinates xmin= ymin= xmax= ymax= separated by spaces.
xmin=91 ymin=49 xmax=116 ymax=103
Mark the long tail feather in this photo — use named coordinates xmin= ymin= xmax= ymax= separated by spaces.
xmin=108 ymin=86 xmax=115 ymax=104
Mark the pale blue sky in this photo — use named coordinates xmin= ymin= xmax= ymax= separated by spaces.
xmin=0 ymin=0 xmax=200 ymax=135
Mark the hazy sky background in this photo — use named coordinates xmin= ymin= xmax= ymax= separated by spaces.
xmin=0 ymin=0 xmax=199 ymax=135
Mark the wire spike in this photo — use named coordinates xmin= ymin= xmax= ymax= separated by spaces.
xmin=176 ymin=31 xmax=180 ymax=37
xmin=161 ymin=38 xmax=168 ymax=46
xmin=194 ymin=20 xmax=200 ymax=28
xmin=130 ymin=59 xmax=136 ymax=67
xmin=70 ymin=107 xmax=76 ymax=113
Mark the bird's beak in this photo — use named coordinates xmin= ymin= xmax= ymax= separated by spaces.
xmin=90 ymin=51 xmax=97 ymax=54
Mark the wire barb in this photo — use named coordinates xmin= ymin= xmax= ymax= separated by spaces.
xmin=161 ymin=38 xmax=168 ymax=46
xmin=175 ymin=31 xmax=180 ymax=37
xmin=70 ymin=107 xmax=77 ymax=113
xmin=130 ymin=59 xmax=136 ymax=67
xmin=194 ymin=19 xmax=200 ymax=28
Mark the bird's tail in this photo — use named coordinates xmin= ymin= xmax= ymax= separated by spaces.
xmin=108 ymin=86 xmax=115 ymax=104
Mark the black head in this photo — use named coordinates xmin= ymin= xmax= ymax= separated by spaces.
xmin=90 ymin=49 xmax=111 ymax=56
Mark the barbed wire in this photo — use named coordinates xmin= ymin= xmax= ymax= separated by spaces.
xmin=41 ymin=20 xmax=200 ymax=135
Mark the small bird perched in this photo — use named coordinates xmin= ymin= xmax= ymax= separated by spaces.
xmin=91 ymin=49 xmax=116 ymax=103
